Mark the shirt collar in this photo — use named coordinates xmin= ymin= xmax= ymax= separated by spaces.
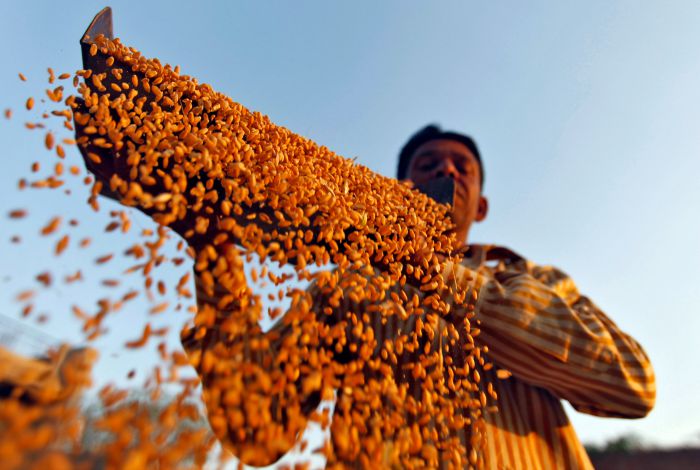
xmin=460 ymin=244 xmax=526 ymax=270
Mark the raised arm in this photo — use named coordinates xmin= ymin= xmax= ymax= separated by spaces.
xmin=444 ymin=258 xmax=656 ymax=419
xmin=180 ymin=248 xmax=356 ymax=466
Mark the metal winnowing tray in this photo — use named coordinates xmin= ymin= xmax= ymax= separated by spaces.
xmin=80 ymin=8 xmax=457 ymax=208
xmin=77 ymin=8 xmax=459 ymax=271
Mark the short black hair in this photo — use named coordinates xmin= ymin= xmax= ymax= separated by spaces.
xmin=397 ymin=124 xmax=484 ymax=188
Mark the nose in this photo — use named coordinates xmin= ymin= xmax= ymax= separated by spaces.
xmin=434 ymin=158 xmax=459 ymax=179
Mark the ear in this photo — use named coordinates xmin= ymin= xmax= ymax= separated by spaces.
xmin=475 ymin=195 xmax=488 ymax=222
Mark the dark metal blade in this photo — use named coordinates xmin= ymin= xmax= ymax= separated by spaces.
xmin=415 ymin=177 xmax=455 ymax=206
xmin=80 ymin=7 xmax=113 ymax=72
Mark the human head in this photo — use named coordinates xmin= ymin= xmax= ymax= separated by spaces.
xmin=398 ymin=124 xmax=488 ymax=244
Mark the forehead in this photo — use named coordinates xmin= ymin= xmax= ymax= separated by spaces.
xmin=411 ymin=139 xmax=476 ymax=162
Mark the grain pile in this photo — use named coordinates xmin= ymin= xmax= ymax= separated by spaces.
xmin=1 ymin=33 xmax=495 ymax=469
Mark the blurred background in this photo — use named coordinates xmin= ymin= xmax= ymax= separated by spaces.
xmin=1 ymin=0 xmax=699 ymax=466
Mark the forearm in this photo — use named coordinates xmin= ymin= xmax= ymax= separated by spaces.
xmin=182 ymin=265 xmax=339 ymax=466
xmin=476 ymin=318 xmax=655 ymax=418
xmin=443 ymin=262 xmax=656 ymax=418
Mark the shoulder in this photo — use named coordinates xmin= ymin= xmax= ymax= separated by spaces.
xmin=463 ymin=244 xmax=530 ymax=271
xmin=471 ymin=244 xmax=580 ymax=301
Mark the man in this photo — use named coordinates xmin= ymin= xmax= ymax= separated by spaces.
xmin=77 ymin=105 xmax=655 ymax=467
xmin=183 ymin=123 xmax=655 ymax=468
xmin=393 ymin=124 xmax=655 ymax=468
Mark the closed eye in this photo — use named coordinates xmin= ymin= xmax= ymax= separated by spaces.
xmin=416 ymin=160 xmax=438 ymax=171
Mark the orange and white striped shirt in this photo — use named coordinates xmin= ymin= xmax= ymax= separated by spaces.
xmin=445 ymin=245 xmax=655 ymax=469
xmin=185 ymin=244 xmax=655 ymax=469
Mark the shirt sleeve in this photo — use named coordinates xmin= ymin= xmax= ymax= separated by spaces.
xmin=181 ymin=268 xmax=350 ymax=466
xmin=180 ymin=272 xmax=315 ymax=465
xmin=443 ymin=260 xmax=656 ymax=419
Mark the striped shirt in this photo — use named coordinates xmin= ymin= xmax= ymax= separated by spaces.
xmin=445 ymin=245 xmax=655 ymax=469
xmin=184 ymin=244 xmax=655 ymax=468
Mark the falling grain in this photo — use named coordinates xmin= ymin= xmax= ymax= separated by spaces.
xmin=40 ymin=216 xmax=61 ymax=235
xmin=95 ymin=253 xmax=113 ymax=264
xmin=55 ymin=234 xmax=69 ymax=255
xmin=3 ymin=31 xmax=491 ymax=470
xmin=8 ymin=209 xmax=27 ymax=219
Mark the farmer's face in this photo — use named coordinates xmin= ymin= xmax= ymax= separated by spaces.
xmin=407 ymin=139 xmax=488 ymax=243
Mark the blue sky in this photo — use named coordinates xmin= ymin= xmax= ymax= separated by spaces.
xmin=1 ymin=0 xmax=699 ymax=456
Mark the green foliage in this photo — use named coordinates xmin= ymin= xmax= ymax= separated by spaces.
xmin=585 ymin=433 xmax=645 ymax=456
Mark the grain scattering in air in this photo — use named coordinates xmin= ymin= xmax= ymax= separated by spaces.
xmin=1 ymin=28 xmax=493 ymax=470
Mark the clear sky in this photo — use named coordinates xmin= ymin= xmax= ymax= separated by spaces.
xmin=1 ymin=0 xmax=699 ymax=457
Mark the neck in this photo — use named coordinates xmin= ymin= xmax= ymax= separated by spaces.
xmin=457 ymin=228 xmax=469 ymax=248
